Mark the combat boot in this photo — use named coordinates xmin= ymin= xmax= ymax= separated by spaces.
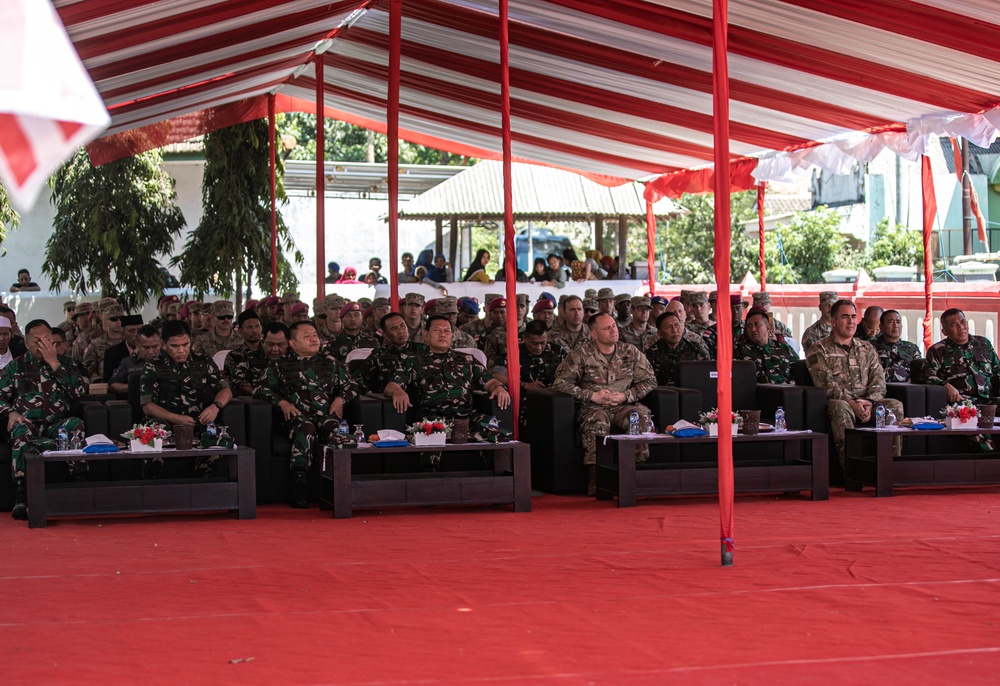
xmin=587 ymin=465 xmax=596 ymax=497
xmin=11 ymin=477 xmax=27 ymax=521
xmin=291 ymin=470 xmax=308 ymax=509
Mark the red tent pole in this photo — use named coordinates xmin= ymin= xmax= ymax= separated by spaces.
xmin=645 ymin=200 xmax=657 ymax=295
xmin=387 ymin=0 xmax=401 ymax=312
xmin=757 ymin=182 xmax=766 ymax=291
xmin=921 ymin=155 xmax=937 ymax=351
xmin=315 ymin=56 xmax=326 ymax=300
xmin=268 ymin=93 xmax=278 ymax=296
xmin=500 ymin=0 xmax=519 ymax=439
xmin=712 ymin=0 xmax=735 ymax=567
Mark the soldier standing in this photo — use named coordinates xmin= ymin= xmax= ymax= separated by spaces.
xmin=870 ymin=310 xmax=922 ymax=383
xmin=68 ymin=302 xmax=95 ymax=359
xmin=618 ymin=296 xmax=656 ymax=351
xmin=645 ymin=311 xmax=711 ymax=385
xmin=57 ymin=301 xmax=78 ymax=345
xmin=800 ymin=291 xmax=838 ymax=352
xmin=325 ymin=301 xmax=379 ymax=363
xmin=733 ymin=307 xmax=798 ymax=384
xmin=193 ymin=301 xmax=242 ymax=358
xmin=1 ymin=320 xmax=90 ymax=519
xmin=256 ymin=321 xmax=358 ymax=508
xmin=227 ymin=322 xmax=288 ymax=396
xmin=83 ymin=303 xmax=126 ymax=381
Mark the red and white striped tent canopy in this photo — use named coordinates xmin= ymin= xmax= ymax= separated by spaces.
xmin=46 ymin=0 xmax=1000 ymax=189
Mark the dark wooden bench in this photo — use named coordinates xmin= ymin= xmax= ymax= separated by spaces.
xmin=25 ymin=447 xmax=256 ymax=527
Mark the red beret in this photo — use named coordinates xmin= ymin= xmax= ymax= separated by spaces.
xmin=487 ymin=298 xmax=507 ymax=313
xmin=339 ymin=301 xmax=363 ymax=318
xmin=290 ymin=302 xmax=309 ymax=316
xmin=532 ymin=299 xmax=554 ymax=312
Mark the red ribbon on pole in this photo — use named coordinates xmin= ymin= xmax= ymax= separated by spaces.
xmin=757 ymin=182 xmax=766 ymax=292
xmin=921 ymin=155 xmax=936 ymax=352
xmin=712 ymin=0 xmax=735 ymax=567
xmin=268 ymin=93 xmax=277 ymax=297
xmin=315 ymin=56 xmax=326 ymax=301
xmin=645 ymin=200 xmax=657 ymax=295
xmin=387 ymin=0 xmax=401 ymax=313
xmin=949 ymin=137 xmax=987 ymax=245
xmin=500 ymin=0 xmax=519 ymax=438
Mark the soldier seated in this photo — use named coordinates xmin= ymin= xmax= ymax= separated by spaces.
xmin=870 ymin=310 xmax=921 ymax=382
xmin=492 ymin=319 xmax=566 ymax=391
xmin=226 ymin=322 xmax=288 ymax=396
xmin=358 ymin=313 xmax=427 ymax=394
xmin=326 ymin=302 xmax=378 ymax=362
xmin=109 ymin=325 xmax=162 ymax=395
xmin=645 ymin=311 xmax=710 ymax=386
xmin=548 ymin=295 xmax=591 ymax=351
xmin=733 ymin=306 xmax=798 ymax=384
xmin=193 ymin=301 xmax=241 ymax=358
xmin=925 ymin=308 xmax=1000 ymax=404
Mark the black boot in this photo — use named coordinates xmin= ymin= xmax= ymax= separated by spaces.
xmin=11 ymin=477 xmax=27 ymax=521
xmin=291 ymin=470 xmax=308 ymax=509
xmin=587 ymin=465 xmax=597 ymax=497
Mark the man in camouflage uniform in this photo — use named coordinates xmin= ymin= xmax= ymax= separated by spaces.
xmin=482 ymin=297 xmax=528 ymax=369
xmin=83 ymin=303 xmax=126 ymax=380
xmin=256 ymin=320 xmax=358 ymax=508
xmin=386 ymin=315 xmax=511 ymax=442
xmin=806 ymin=300 xmax=902 ymax=468
xmin=553 ymin=313 xmax=656 ymax=495
xmin=1 ymin=320 xmax=90 ymax=520
xmin=751 ymin=291 xmax=793 ymax=341
xmin=683 ymin=291 xmax=713 ymax=338
xmin=548 ymin=295 xmax=591 ymax=351
xmin=139 ymin=320 xmax=233 ymax=477
xmin=321 ymin=295 xmax=345 ymax=339
xmin=702 ymin=294 xmax=746 ymax=357
xmin=664 ymin=298 xmax=711 ymax=349
xmin=457 ymin=298 xmax=480 ymax=330
xmin=57 ymin=301 xmax=77 ymax=345
xmin=325 ymin=301 xmax=379 ymax=363
xmin=925 ymin=308 xmax=1000 ymax=403
xmin=531 ymin=298 xmax=555 ymax=329
xmin=193 ymin=301 xmax=242 ymax=358
xmin=148 ymin=295 xmax=179 ymax=332
xmin=365 ymin=297 xmax=392 ymax=336
xmin=257 ymin=296 xmax=279 ymax=326
xmin=734 ymin=307 xmax=798 ymax=384
xmin=855 ymin=305 xmax=883 ymax=342
xmin=613 ymin=293 xmax=632 ymax=328
xmin=280 ymin=292 xmax=301 ymax=327
xmin=800 ymin=291 xmax=838 ymax=353
xmin=493 ymin=320 xmax=566 ymax=427
xmin=401 ymin=292 xmax=427 ymax=344
xmin=458 ymin=295 xmax=494 ymax=342
xmin=645 ymin=311 xmax=711 ymax=385
xmin=433 ymin=296 xmax=477 ymax=349
xmin=596 ymin=287 xmax=615 ymax=316
xmin=227 ymin=322 xmax=288 ymax=396
xmin=311 ymin=299 xmax=331 ymax=342
xmin=221 ymin=311 xmax=265 ymax=395
xmin=619 ymin=296 xmax=656 ymax=351
xmin=187 ymin=303 xmax=208 ymax=338
xmin=358 ymin=312 xmax=427 ymax=394
xmin=870 ymin=309 xmax=922 ymax=383
xmin=68 ymin=302 xmax=96 ymax=359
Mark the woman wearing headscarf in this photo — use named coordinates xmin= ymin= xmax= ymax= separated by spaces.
xmin=463 ymin=249 xmax=493 ymax=283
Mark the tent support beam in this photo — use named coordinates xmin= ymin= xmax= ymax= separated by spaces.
xmin=617 ymin=216 xmax=627 ymax=278
xmin=315 ymin=57 xmax=326 ymax=300
xmin=594 ymin=214 xmax=604 ymax=255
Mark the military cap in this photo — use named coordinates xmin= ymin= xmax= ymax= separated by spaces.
xmin=403 ymin=292 xmax=425 ymax=307
xmin=819 ymin=290 xmax=839 ymax=304
xmin=752 ymin=291 xmax=771 ymax=305
xmin=745 ymin=306 xmax=769 ymax=321
xmin=97 ymin=297 xmax=118 ymax=312
xmin=688 ymin=291 xmax=708 ymax=305
xmin=459 ymin=298 xmax=479 ymax=315
xmin=631 ymin=296 xmax=652 ymax=309
xmin=313 ymin=299 xmax=328 ymax=315
xmin=372 ymin=296 xmax=390 ymax=309
xmin=261 ymin=295 xmax=280 ymax=307
xmin=363 ymin=305 xmax=374 ymax=319
xmin=539 ymin=292 xmax=556 ymax=305
xmin=121 ymin=314 xmax=143 ymax=327
xmin=532 ymin=298 xmax=555 ymax=313
xmin=709 ymin=291 xmax=717 ymax=303
xmin=596 ymin=287 xmax=615 ymax=301
xmin=312 ymin=296 xmax=326 ymax=309
xmin=515 ymin=293 xmax=529 ymax=307
xmin=484 ymin=292 xmax=503 ymax=304
xmin=73 ymin=302 xmax=93 ymax=319
xmin=614 ymin=293 xmax=631 ymax=304
xmin=436 ymin=296 xmax=459 ymax=314
xmin=679 ymin=289 xmax=696 ymax=304
xmin=325 ymin=294 xmax=345 ymax=311
xmin=105 ymin=304 xmax=126 ymax=318
xmin=650 ymin=295 xmax=668 ymax=306
xmin=211 ymin=300 xmax=235 ymax=316
xmin=357 ymin=297 xmax=372 ymax=308
xmin=289 ymin=302 xmax=309 ymax=316
xmin=245 ymin=299 xmax=259 ymax=310
xmin=487 ymin=298 xmax=507 ymax=313
xmin=339 ymin=301 xmax=363 ymax=318
xmin=281 ymin=291 xmax=300 ymax=304
xmin=729 ymin=294 xmax=748 ymax=306
xmin=581 ymin=298 xmax=598 ymax=311
xmin=425 ymin=299 xmax=439 ymax=315
xmin=158 ymin=294 xmax=179 ymax=306
xmin=167 ymin=302 xmax=181 ymax=316
xmin=63 ymin=301 xmax=77 ymax=311
xmin=584 ymin=288 xmax=598 ymax=300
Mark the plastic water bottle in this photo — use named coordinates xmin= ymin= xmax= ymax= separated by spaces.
xmin=339 ymin=419 xmax=349 ymax=436
xmin=206 ymin=422 xmax=218 ymax=438
xmin=875 ymin=404 xmax=886 ymax=429
xmin=774 ymin=407 xmax=786 ymax=433
xmin=886 ymin=408 xmax=897 ymax=427
xmin=57 ymin=427 xmax=69 ymax=451
xmin=629 ymin=410 xmax=640 ymax=435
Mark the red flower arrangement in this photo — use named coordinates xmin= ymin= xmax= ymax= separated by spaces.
xmin=943 ymin=400 xmax=979 ymax=421
xmin=122 ymin=423 xmax=169 ymax=446
xmin=406 ymin=420 xmax=453 ymax=436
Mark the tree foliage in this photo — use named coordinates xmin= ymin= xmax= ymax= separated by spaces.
xmin=173 ymin=120 xmax=302 ymax=299
xmin=862 ymin=218 xmax=923 ymax=270
xmin=0 ymin=181 xmax=19 ymax=248
xmin=765 ymin=206 xmax=861 ymax=284
xmin=43 ymin=149 xmax=184 ymax=310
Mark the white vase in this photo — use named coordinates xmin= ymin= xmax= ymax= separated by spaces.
xmin=945 ymin=417 xmax=977 ymax=430
xmin=704 ymin=423 xmax=740 ymax=437
xmin=413 ymin=432 xmax=447 ymax=446
xmin=130 ymin=438 xmax=163 ymax=452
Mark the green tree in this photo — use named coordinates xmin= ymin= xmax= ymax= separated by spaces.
xmin=173 ymin=120 xmax=302 ymax=299
xmin=863 ymin=218 xmax=923 ymax=270
xmin=0 ymin=181 xmax=19 ymax=249
xmin=43 ymin=148 xmax=184 ymax=311
xmin=765 ymin=206 xmax=861 ymax=284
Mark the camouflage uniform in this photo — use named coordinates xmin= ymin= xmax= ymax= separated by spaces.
xmin=618 ymin=323 xmax=656 ymax=352
xmin=139 ymin=352 xmax=231 ymax=472
xmin=703 ymin=320 xmax=744 ymax=358
xmin=733 ymin=337 xmax=799 ymax=384
xmin=548 ymin=323 xmax=591 ymax=351
xmin=772 ymin=318 xmax=794 ymax=341
xmin=71 ymin=327 xmax=99 ymax=361
xmin=359 ymin=340 xmax=428 ymax=394
xmin=924 ymin=335 xmax=1000 ymax=402
xmin=482 ymin=321 xmax=526 ymax=370
xmin=552 ymin=341 xmax=657 ymax=465
xmin=800 ymin=319 xmax=832 ymax=353
xmin=516 ymin=341 xmax=567 ymax=426
xmin=83 ymin=332 xmax=123 ymax=381
xmin=324 ymin=330 xmax=379 ymax=364
xmin=406 ymin=321 xmax=426 ymax=345
xmin=451 ymin=324 xmax=477 ymax=350
xmin=224 ymin=346 xmax=272 ymax=396
xmin=871 ymin=335 xmax=922 ymax=383
xmin=192 ymin=329 xmax=242 ymax=359
xmin=57 ymin=318 xmax=77 ymax=345
xmin=392 ymin=349 xmax=511 ymax=442
xmin=459 ymin=318 xmax=490 ymax=343
xmin=256 ymin=351 xmax=358 ymax=471
xmin=806 ymin=336 xmax=902 ymax=467
xmin=108 ymin=353 xmax=148 ymax=386
xmin=645 ymin=336 xmax=711 ymax=386
xmin=0 ymin=353 xmax=89 ymax=479
xmin=686 ymin=320 xmax=713 ymax=337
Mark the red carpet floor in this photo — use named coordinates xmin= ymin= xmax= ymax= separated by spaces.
xmin=2 ymin=487 xmax=999 ymax=685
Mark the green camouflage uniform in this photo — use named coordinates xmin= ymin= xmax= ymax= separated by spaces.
xmin=618 ymin=323 xmax=656 ymax=352
xmin=645 ymin=336 xmax=711 ymax=386
xmin=359 ymin=340 xmax=428 ymax=394
xmin=686 ymin=320 xmax=713 ymax=337
xmin=733 ymin=337 xmax=799 ymax=384
xmin=703 ymin=320 xmax=744 ymax=358
xmin=806 ymin=336 xmax=902 ymax=467
xmin=772 ymin=318 xmax=793 ymax=341
xmin=518 ymin=341 xmax=567 ymax=388
xmin=548 ymin=323 xmax=591 ymax=351
xmin=924 ymin=335 xmax=1000 ymax=402
xmin=552 ymin=341 xmax=657 ymax=465
xmin=459 ymin=318 xmax=490 ymax=343
xmin=800 ymin=319 xmax=832 ymax=353
xmin=392 ymin=349 xmax=511 ymax=442
xmin=324 ymin=330 xmax=379 ymax=364
xmin=481 ymin=321 xmax=527 ymax=370
xmin=256 ymin=351 xmax=358 ymax=471
xmin=83 ymin=333 xmax=121 ymax=381
xmin=0 ymin=353 xmax=88 ymax=479
xmin=407 ymin=322 xmax=427 ymax=345
xmin=224 ymin=346 xmax=272 ymax=395
xmin=139 ymin=352 xmax=231 ymax=471
xmin=870 ymin=334 xmax=922 ymax=383
xmin=71 ymin=328 xmax=99 ymax=361
xmin=192 ymin=329 xmax=243 ymax=359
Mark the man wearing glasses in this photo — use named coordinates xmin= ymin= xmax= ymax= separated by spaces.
xmin=83 ymin=303 xmax=126 ymax=380
xmin=57 ymin=301 xmax=77 ymax=344
xmin=193 ymin=301 xmax=241 ymax=358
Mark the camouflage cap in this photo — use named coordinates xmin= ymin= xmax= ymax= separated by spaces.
xmin=403 ymin=292 xmax=425 ymax=307
xmin=105 ymin=304 xmax=126 ymax=318
xmin=687 ymin=291 xmax=708 ymax=305
xmin=372 ymin=297 xmax=390 ymax=309
xmin=515 ymin=293 xmax=529 ymax=307
xmin=436 ymin=296 xmax=459 ymax=314
xmin=281 ymin=291 xmax=300 ymax=304
xmin=325 ymin=295 xmax=345 ymax=313
xmin=211 ymin=300 xmax=235 ymax=316
xmin=484 ymin=292 xmax=503 ymax=304
xmin=73 ymin=302 xmax=94 ymax=318
xmin=357 ymin=297 xmax=373 ymax=308
xmin=819 ymin=290 xmax=839 ymax=304
xmin=581 ymin=298 xmax=598 ymax=311
xmin=584 ymin=288 xmax=598 ymax=300
xmin=63 ymin=301 xmax=77 ymax=311
xmin=631 ymin=296 xmax=652 ymax=309
xmin=312 ymin=296 xmax=326 ymax=308
xmin=313 ymin=299 xmax=328 ymax=315
xmin=597 ymin=287 xmax=615 ymax=301
xmin=97 ymin=297 xmax=118 ymax=312
xmin=752 ymin=291 xmax=771 ymax=305
xmin=708 ymin=291 xmax=717 ymax=303
xmin=679 ymin=289 xmax=696 ymax=303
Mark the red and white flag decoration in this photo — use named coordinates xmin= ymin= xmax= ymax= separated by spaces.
xmin=0 ymin=0 xmax=109 ymax=211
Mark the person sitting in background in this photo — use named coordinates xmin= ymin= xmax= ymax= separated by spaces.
xmin=109 ymin=325 xmax=162 ymax=395
xmin=548 ymin=295 xmax=591 ymax=351
xmin=530 ymin=257 xmax=553 ymax=284
xmin=51 ymin=327 xmax=71 ymax=359
xmin=463 ymin=249 xmax=493 ymax=283
xmin=855 ymin=305 xmax=883 ymax=342
xmin=398 ymin=252 xmax=418 ymax=284
xmin=531 ymin=298 xmax=555 ymax=329
xmin=368 ymin=257 xmax=388 ymax=284
xmin=600 ymin=255 xmax=617 ymax=278
xmin=325 ymin=261 xmax=341 ymax=284
xmin=83 ymin=304 xmax=125 ymax=381
xmin=871 ymin=310 xmax=922 ymax=383
xmin=584 ymin=250 xmax=607 ymax=279
xmin=103 ymin=314 xmax=144 ymax=383
xmin=427 ymin=254 xmax=452 ymax=283
xmin=564 ymin=248 xmax=592 ymax=281
xmin=619 ymin=296 xmax=655 ymax=351
xmin=801 ymin=291 xmax=838 ymax=352
xmin=9 ymin=269 xmax=40 ymax=292
xmin=546 ymin=254 xmax=568 ymax=287
xmin=733 ymin=307 xmax=798 ymax=384
xmin=413 ymin=265 xmax=447 ymax=291
xmin=226 ymin=322 xmax=288 ymax=396
xmin=336 ymin=267 xmax=362 ymax=284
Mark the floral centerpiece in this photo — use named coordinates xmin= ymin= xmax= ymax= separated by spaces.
xmin=941 ymin=400 xmax=979 ymax=430
xmin=698 ymin=408 xmax=742 ymax=437
xmin=122 ymin=423 xmax=169 ymax=452
xmin=406 ymin=419 xmax=452 ymax=446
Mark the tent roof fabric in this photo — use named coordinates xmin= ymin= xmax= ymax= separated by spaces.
xmin=60 ymin=0 xmax=1000 ymax=183
xmin=396 ymin=160 xmax=679 ymax=219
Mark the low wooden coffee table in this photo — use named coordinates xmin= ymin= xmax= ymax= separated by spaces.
xmin=25 ymin=447 xmax=256 ymax=528
xmin=845 ymin=426 xmax=1000 ymax=496
xmin=596 ymin=431 xmax=829 ymax=507
xmin=320 ymin=441 xmax=531 ymax=518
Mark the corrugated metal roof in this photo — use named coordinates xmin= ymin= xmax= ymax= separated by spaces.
xmin=396 ymin=161 xmax=678 ymax=220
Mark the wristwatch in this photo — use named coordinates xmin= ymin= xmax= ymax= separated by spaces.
xmin=213 ymin=401 xmax=224 ymax=411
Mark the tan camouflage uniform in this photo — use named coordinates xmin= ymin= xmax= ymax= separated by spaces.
xmin=800 ymin=319 xmax=832 ymax=353
xmin=548 ymin=323 xmax=591 ymax=351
